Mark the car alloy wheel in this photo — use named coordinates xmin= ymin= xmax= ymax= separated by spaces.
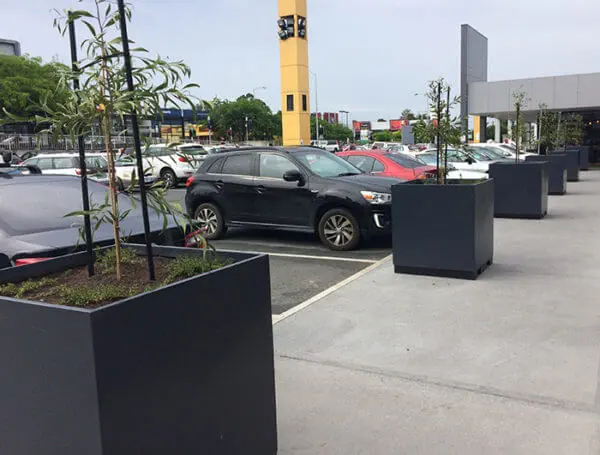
xmin=161 ymin=169 xmax=176 ymax=188
xmin=196 ymin=207 xmax=219 ymax=236
xmin=323 ymin=214 xmax=355 ymax=248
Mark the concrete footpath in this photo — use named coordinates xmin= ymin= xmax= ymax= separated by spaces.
xmin=274 ymin=170 xmax=600 ymax=454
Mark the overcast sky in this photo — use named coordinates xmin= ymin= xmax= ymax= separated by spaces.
xmin=3 ymin=0 xmax=599 ymax=122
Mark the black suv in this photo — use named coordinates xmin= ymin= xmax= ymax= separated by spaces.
xmin=185 ymin=147 xmax=405 ymax=251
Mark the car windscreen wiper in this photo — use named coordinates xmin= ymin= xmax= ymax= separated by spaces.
xmin=337 ymin=172 xmax=361 ymax=177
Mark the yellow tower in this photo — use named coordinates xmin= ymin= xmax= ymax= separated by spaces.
xmin=278 ymin=0 xmax=311 ymax=146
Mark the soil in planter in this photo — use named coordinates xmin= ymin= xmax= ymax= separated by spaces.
xmin=0 ymin=248 xmax=230 ymax=309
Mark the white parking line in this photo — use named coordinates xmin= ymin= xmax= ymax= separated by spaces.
xmin=273 ymin=254 xmax=393 ymax=325
xmin=239 ymin=250 xmax=378 ymax=264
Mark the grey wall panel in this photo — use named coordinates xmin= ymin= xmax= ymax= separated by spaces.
xmin=468 ymin=82 xmax=488 ymax=114
xmin=529 ymin=77 xmax=555 ymax=109
xmin=577 ymin=73 xmax=600 ymax=108
xmin=554 ymin=75 xmax=578 ymax=108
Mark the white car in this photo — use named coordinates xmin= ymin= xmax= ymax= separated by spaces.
xmin=312 ymin=140 xmax=340 ymax=153
xmin=117 ymin=144 xmax=208 ymax=188
xmin=417 ymin=148 xmax=496 ymax=173
xmin=472 ymin=142 xmax=535 ymax=160
xmin=22 ymin=153 xmax=109 ymax=184
xmin=412 ymin=152 xmax=488 ymax=180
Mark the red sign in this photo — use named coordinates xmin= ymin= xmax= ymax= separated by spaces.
xmin=389 ymin=119 xmax=408 ymax=131
xmin=353 ymin=121 xmax=361 ymax=132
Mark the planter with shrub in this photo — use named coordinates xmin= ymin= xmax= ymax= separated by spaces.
xmin=526 ymin=154 xmax=568 ymax=195
xmin=392 ymin=79 xmax=493 ymax=280
xmin=488 ymin=161 xmax=549 ymax=219
xmin=0 ymin=245 xmax=277 ymax=454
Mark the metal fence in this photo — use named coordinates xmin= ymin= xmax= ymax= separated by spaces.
xmin=0 ymin=134 xmax=166 ymax=152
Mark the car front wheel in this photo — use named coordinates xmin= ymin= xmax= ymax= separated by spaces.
xmin=194 ymin=203 xmax=225 ymax=240
xmin=318 ymin=208 xmax=360 ymax=251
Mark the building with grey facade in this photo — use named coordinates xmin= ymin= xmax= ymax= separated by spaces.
xmin=461 ymin=24 xmax=600 ymax=161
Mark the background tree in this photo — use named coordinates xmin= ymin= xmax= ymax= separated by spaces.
xmin=310 ymin=116 xmax=353 ymax=142
xmin=391 ymin=130 xmax=403 ymax=142
xmin=0 ymin=55 xmax=69 ymax=125
xmin=209 ymin=94 xmax=278 ymax=142
xmin=372 ymin=131 xmax=392 ymax=142
xmin=401 ymin=109 xmax=416 ymax=120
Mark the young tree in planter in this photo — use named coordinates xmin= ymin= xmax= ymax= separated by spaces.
xmin=537 ymin=104 xmax=559 ymax=154
xmin=416 ymin=78 xmax=462 ymax=183
xmin=41 ymin=0 xmax=202 ymax=280
xmin=511 ymin=89 xmax=528 ymax=162
xmin=562 ymin=113 xmax=584 ymax=149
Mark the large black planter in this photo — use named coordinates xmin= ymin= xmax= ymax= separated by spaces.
xmin=488 ymin=161 xmax=548 ymax=219
xmin=392 ymin=179 xmax=494 ymax=280
xmin=552 ymin=149 xmax=580 ymax=181
xmin=526 ymin=154 xmax=567 ymax=195
xmin=0 ymin=245 xmax=277 ymax=455
xmin=579 ymin=146 xmax=590 ymax=170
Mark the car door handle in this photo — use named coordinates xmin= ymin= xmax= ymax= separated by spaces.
xmin=256 ymin=185 xmax=266 ymax=194
xmin=215 ymin=180 xmax=224 ymax=190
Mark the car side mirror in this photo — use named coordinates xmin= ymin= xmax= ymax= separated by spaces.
xmin=283 ymin=169 xmax=304 ymax=184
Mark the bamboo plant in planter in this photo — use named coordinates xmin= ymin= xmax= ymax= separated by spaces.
xmin=0 ymin=2 xmax=277 ymax=454
xmin=488 ymin=89 xmax=549 ymax=218
xmin=392 ymin=78 xmax=494 ymax=280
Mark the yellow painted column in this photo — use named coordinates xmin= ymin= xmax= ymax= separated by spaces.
xmin=278 ymin=0 xmax=310 ymax=146
xmin=473 ymin=116 xmax=481 ymax=143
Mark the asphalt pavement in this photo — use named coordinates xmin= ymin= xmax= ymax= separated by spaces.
xmin=167 ymin=188 xmax=392 ymax=314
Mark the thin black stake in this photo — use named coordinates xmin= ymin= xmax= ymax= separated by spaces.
xmin=436 ymin=82 xmax=441 ymax=184
xmin=117 ymin=0 xmax=155 ymax=281
xmin=445 ymin=86 xmax=450 ymax=185
xmin=68 ymin=14 xmax=95 ymax=277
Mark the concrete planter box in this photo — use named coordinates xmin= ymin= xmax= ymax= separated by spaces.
xmin=488 ymin=161 xmax=548 ymax=219
xmin=0 ymin=245 xmax=277 ymax=455
xmin=551 ymin=149 xmax=580 ymax=181
xmin=526 ymin=154 xmax=567 ymax=195
xmin=392 ymin=179 xmax=494 ymax=280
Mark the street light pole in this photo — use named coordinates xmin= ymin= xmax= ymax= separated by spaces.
xmin=245 ymin=116 xmax=249 ymax=143
xmin=310 ymin=71 xmax=319 ymax=142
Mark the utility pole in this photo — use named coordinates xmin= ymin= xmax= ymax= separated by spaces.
xmin=208 ymin=115 xmax=212 ymax=145
xmin=245 ymin=116 xmax=249 ymax=143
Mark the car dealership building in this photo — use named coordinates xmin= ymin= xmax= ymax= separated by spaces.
xmin=461 ymin=24 xmax=600 ymax=161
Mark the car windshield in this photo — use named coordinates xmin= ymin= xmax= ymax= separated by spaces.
xmin=0 ymin=179 xmax=136 ymax=236
xmin=416 ymin=153 xmax=437 ymax=166
xmin=294 ymin=150 xmax=363 ymax=177
xmin=464 ymin=148 xmax=492 ymax=161
xmin=387 ymin=153 xmax=425 ymax=169
xmin=478 ymin=147 xmax=509 ymax=159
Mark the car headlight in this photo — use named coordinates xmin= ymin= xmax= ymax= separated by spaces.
xmin=360 ymin=191 xmax=392 ymax=204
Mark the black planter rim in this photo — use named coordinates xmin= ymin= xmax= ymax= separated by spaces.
xmin=0 ymin=244 xmax=264 ymax=314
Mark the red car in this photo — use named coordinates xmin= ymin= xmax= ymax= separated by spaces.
xmin=337 ymin=150 xmax=437 ymax=180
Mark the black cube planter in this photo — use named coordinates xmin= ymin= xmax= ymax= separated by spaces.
xmin=526 ymin=154 xmax=568 ymax=195
xmin=488 ymin=161 xmax=548 ymax=219
xmin=0 ymin=245 xmax=277 ymax=455
xmin=579 ymin=146 xmax=590 ymax=170
xmin=392 ymin=179 xmax=494 ymax=280
xmin=552 ymin=149 xmax=580 ymax=181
